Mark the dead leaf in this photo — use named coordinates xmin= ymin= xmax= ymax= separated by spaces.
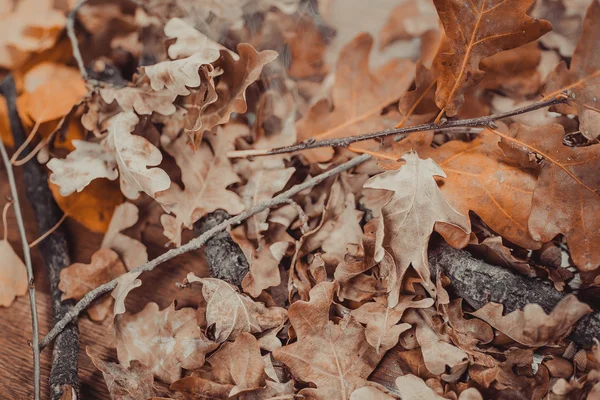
xmin=187 ymin=273 xmax=288 ymax=343
xmin=164 ymin=17 xmax=225 ymax=60
xmin=0 ymin=239 xmax=28 ymax=307
xmin=542 ymin=0 xmax=600 ymax=139
xmin=471 ymin=294 xmax=591 ymax=346
xmin=59 ymin=248 xmax=126 ymax=321
xmin=395 ymin=374 xmax=446 ymax=400
xmin=100 ymin=86 xmax=177 ymax=116
xmin=497 ymin=123 xmax=600 ymax=270
xmin=86 ymin=346 xmax=155 ymax=400
xmin=50 ymin=179 xmax=124 ymax=233
xmin=352 ymin=296 xmax=434 ymax=353
xmin=115 ymin=302 xmax=218 ymax=383
xmin=379 ymin=0 xmax=439 ymax=49
xmin=208 ymin=332 xmax=266 ymax=397
xmin=295 ymin=33 xmax=415 ymax=163
xmin=101 ymin=202 xmax=148 ymax=270
xmin=364 ymin=151 xmax=470 ymax=303
xmin=112 ymin=269 xmax=142 ymax=316
xmin=48 ymin=111 xmax=171 ymax=200
xmin=432 ymin=0 xmax=551 ymax=116
xmin=351 ymin=385 xmax=395 ymax=400
xmin=273 ymin=281 xmax=381 ymax=400
xmin=157 ymin=125 xmax=246 ymax=246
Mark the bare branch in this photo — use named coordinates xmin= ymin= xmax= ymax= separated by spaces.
xmin=39 ymin=153 xmax=372 ymax=350
xmin=228 ymin=95 xmax=568 ymax=159
xmin=0 ymin=78 xmax=41 ymax=400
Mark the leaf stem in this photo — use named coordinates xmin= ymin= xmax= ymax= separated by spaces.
xmin=38 ymin=153 xmax=372 ymax=350
xmin=227 ymin=95 xmax=568 ymax=159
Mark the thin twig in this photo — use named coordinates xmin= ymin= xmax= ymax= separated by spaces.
xmin=0 ymin=89 xmax=41 ymax=400
xmin=67 ymin=0 xmax=89 ymax=80
xmin=39 ymin=153 xmax=372 ymax=349
xmin=29 ymin=214 xmax=68 ymax=248
xmin=227 ymin=95 xmax=568 ymax=159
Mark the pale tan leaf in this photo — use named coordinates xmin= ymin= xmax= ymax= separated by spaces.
xmin=351 ymin=386 xmax=395 ymax=400
xmin=394 ymin=374 xmax=446 ymax=400
xmin=115 ymin=302 xmax=218 ymax=383
xmin=0 ymin=240 xmax=28 ymax=307
xmin=101 ymin=202 xmax=148 ymax=271
xmin=100 ymin=86 xmax=177 ymax=116
xmin=111 ymin=270 xmax=142 ymax=316
xmin=187 ymin=273 xmax=288 ymax=342
xmin=364 ymin=152 xmax=470 ymax=303
xmin=164 ymin=17 xmax=226 ymax=60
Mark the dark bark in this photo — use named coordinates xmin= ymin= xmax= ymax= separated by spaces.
xmin=0 ymin=76 xmax=79 ymax=400
xmin=194 ymin=210 xmax=249 ymax=287
xmin=429 ymin=241 xmax=600 ymax=348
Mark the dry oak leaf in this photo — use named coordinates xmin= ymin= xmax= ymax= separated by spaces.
xmin=207 ymin=332 xmax=266 ymax=397
xmin=543 ymin=0 xmax=600 ymax=140
xmin=48 ymin=111 xmax=171 ymax=200
xmin=115 ymin=302 xmax=218 ymax=383
xmin=101 ymin=202 xmax=148 ymax=270
xmin=16 ymin=62 xmax=87 ymax=125
xmin=164 ymin=17 xmax=226 ymax=60
xmin=86 ymin=346 xmax=156 ymax=400
xmin=187 ymin=273 xmax=288 ymax=343
xmin=471 ymin=294 xmax=591 ymax=347
xmin=432 ymin=0 xmax=551 ymax=116
xmin=379 ymin=0 xmax=439 ymax=49
xmin=198 ymin=44 xmax=278 ymax=133
xmin=0 ymin=0 xmax=65 ymax=69
xmin=352 ymin=295 xmax=434 ymax=354
xmin=273 ymin=281 xmax=381 ymax=400
xmin=0 ymin=239 xmax=28 ymax=307
xmin=350 ymin=386 xmax=395 ymax=400
xmin=49 ymin=179 xmax=124 ymax=233
xmin=59 ymin=248 xmax=126 ymax=321
xmin=295 ymin=32 xmax=415 ymax=163
xmin=143 ymin=52 xmax=219 ymax=97
xmin=111 ymin=269 xmax=142 ymax=316
xmin=157 ymin=125 xmax=245 ymax=247
xmin=394 ymin=374 xmax=447 ymax=400
xmin=363 ymin=151 xmax=470 ymax=304
xmin=497 ymin=123 xmax=600 ymax=270
xmin=100 ymin=86 xmax=177 ymax=116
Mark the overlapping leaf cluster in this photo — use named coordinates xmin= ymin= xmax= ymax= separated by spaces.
xmin=1 ymin=0 xmax=600 ymax=399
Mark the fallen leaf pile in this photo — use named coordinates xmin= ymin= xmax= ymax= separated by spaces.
xmin=1 ymin=0 xmax=600 ymax=399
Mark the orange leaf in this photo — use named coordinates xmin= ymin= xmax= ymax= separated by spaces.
xmin=497 ymin=123 xmax=600 ymax=270
xmin=432 ymin=0 xmax=551 ymax=116
xmin=542 ymin=0 xmax=600 ymax=140
xmin=50 ymin=178 xmax=124 ymax=233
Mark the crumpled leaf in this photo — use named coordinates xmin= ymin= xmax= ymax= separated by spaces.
xmin=0 ymin=0 xmax=65 ymax=69
xmin=0 ymin=239 xmax=28 ymax=307
xmin=295 ymin=32 xmax=415 ymax=162
xmin=86 ymin=346 xmax=156 ymax=400
xmin=101 ymin=202 xmax=148 ymax=270
xmin=471 ymin=294 xmax=591 ymax=347
xmin=187 ymin=273 xmax=288 ymax=343
xmin=59 ymin=248 xmax=126 ymax=321
xmin=115 ymin=302 xmax=218 ymax=383
xmin=432 ymin=0 xmax=551 ymax=116
xmin=164 ymin=17 xmax=225 ymax=60
xmin=273 ymin=281 xmax=381 ymax=400
xmin=208 ymin=332 xmax=266 ymax=397
xmin=364 ymin=151 xmax=470 ymax=303
xmin=49 ymin=179 xmax=124 ymax=234
xmin=198 ymin=44 xmax=278 ymax=133
xmin=497 ymin=123 xmax=600 ymax=270
xmin=542 ymin=0 xmax=600 ymax=139
xmin=100 ymin=86 xmax=177 ymax=116
xmin=157 ymin=125 xmax=246 ymax=246
xmin=352 ymin=296 xmax=434 ymax=353
xmin=394 ymin=374 xmax=446 ymax=400
xmin=48 ymin=112 xmax=171 ymax=200
xmin=111 ymin=270 xmax=142 ymax=316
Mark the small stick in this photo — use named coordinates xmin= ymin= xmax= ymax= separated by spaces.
xmin=0 ymin=80 xmax=41 ymax=400
xmin=227 ymin=95 xmax=568 ymax=159
xmin=66 ymin=0 xmax=89 ymax=80
xmin=39 ymin=153 xmax=372 ymax=349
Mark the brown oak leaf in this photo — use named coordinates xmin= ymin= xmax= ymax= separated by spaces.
xmin=0 ymin=238 xmax=28 ymax=307
xmin=379 ymin=0 xmax=439 ymax=49
xmin=543 ymin=0 xmax=600 ymax=140
xmin=101 ymin=202 xmax=148 ymax=271
xmin=273 ymin=281 xmax=381 ymax=400
xmin=187 ymin=273 xmax=288 ymax=343
xmin=295 ymin=32 xmax=415 ymax=162
xmin=115 ymin=302 xmax=218 ymax=383
xmin=100 ymin=86 xmax=177 ymax=116
xmin=432 ymin=0 xmax=551 ymax=116
xmin=497 ymin=123 xmax=600 ymax=270
xmin=364 ymin=151 xmax=470 ymax=303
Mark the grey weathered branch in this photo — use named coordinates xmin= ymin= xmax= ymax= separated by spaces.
xmin=1 ymin=75 xmax=80 ymax=400
xmin=39 ymin=153 xmax=372 ymax=349
xmin=429 ymin=241 xmax=600 ymax=348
